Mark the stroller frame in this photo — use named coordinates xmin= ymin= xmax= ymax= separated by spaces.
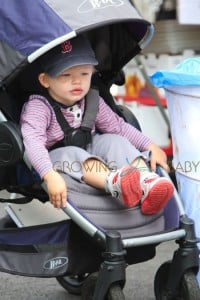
xmin=0 ymin=1 xmax=199 ymax=299
xmin=61 ymin=176 xmax=199 ymax=299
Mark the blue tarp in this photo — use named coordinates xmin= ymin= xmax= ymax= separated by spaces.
xmin=150 ymin=57 xmax=200 ymax=88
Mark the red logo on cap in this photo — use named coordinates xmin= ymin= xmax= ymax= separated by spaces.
xmin=61 ymin=41 xmax=72 ymax=53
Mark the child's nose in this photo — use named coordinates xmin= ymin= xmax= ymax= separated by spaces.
xmin=72 ymin=75 xmax=81 ymax=83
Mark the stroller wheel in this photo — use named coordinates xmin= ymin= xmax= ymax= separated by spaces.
xmin=154 ymin=261 xmax=200 ymax=300
xmin=179 ymin=271 xmax=200 ymax=300
xmin=56 ymin=274 xmax=89 ymax=295
xmin=81 ymin=272 xmax=125 ymax=300
xmin=154 ymin=261 xmax=173 ymax=299
xmin=107 ymin=284 xmax=125 ymax=300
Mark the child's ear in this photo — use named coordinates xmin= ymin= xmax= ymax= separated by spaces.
xmin=38 ymin=73 xmax=49 ymax=88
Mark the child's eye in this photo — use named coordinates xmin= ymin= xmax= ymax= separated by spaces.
xmin=82 ymin=72 xmax=89 ymax=76
xmin=61 ymin=73 xmax=70 ymax=77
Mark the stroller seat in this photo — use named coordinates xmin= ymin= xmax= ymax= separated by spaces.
xmin=0 ymin=90 xmax=173 ymax=238
xmin=54 ymin=171 xmax=175 ymax=238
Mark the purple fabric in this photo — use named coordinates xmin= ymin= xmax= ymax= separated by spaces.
xmin=164 ymin=196 xmax=179 ymax=230
xmin=0 ymin=0 xmax=72 ymax=55
xmin=0 ymin=221 xmax=69 ymax=245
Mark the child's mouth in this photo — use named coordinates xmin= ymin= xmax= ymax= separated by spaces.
xmin=71 ymin=89 xmax=83 ymax=95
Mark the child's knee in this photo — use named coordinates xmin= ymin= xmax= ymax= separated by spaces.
xmin=105 ymin=134 xmax=130 ymax=147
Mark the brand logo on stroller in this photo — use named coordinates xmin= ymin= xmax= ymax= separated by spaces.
xmin=78 ymin=0 xmax=124 ymax=13
xmin=43 ymin=257 xmax=68 ymax=270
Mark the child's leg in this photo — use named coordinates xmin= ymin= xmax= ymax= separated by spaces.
xmin=82 ymin=158 xmax=142 ymax=208
xmin=50 ymin=138 xmax=174 ymax=213
xmin=82 ymin=155 xmax=174 ymax=214
xmin=82 ymin=133 xmax=146 ymax=207
xmin=50 ymin=145 xmax=142 ymax=208
xmin=82 ymin=159 xmax=109 ymax=188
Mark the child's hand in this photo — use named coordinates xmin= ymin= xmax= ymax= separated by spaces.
xmin=43 ymin=169 xmax=67 ymax=208
xmin=147 ymin=143 xmax=169 ymax=172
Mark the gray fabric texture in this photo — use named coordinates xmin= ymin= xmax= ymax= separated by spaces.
xmin=62 ymin=173 xmax=165 ymax=239
xmin=0 ymin=41 xmax=25 ymax=82
xmin=50 ymin=133 xmax=144 ymax=181
xmin=50 ymin=140 xmax=164 ymax=238
xmin=44 ymin=0 xmax=145 ymax=32
xmin=49 ymin=135 xmax=166 ymax=239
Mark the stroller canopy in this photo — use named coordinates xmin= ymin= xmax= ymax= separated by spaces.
xmin=0 ymin=0 xmax=154 ymax=85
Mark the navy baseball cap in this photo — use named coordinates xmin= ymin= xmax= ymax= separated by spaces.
xmin=42 ymin=36 xmax=98 ymax=77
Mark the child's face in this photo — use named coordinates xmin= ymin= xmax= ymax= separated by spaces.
xmin=39 ymin=65 xmax=94 ymax=106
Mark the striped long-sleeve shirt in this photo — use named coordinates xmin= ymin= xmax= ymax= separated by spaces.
xmin=20 ymin=94 xmax=152 ymax=178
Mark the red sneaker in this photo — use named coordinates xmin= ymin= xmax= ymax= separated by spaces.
xmin=140 ymin=173 xmax=174 ymax=215
xmin=107 ymin=166 xmax=142 ymax=208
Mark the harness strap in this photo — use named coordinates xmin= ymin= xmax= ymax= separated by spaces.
xmin=45 ymin=96 xmax=71 ymax=135
xmin=81 ymin=87 xmax=99 ymax=130
xmin=46 ymin=87 xmax=99 ymax=134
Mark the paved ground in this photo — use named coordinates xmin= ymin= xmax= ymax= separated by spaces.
xmin=0 ymin=241 xmax=177 ymax=300
xmin=0 ymin=191 xmax=177 ymax=299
